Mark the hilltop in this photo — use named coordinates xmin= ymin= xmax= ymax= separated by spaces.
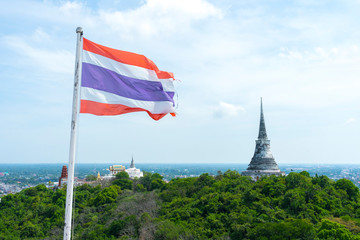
xmin=1 ymin=170 xmax=360 ymax=239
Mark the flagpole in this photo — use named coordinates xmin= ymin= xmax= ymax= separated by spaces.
xmin=63 ymin=27 xmax=83 ymax=240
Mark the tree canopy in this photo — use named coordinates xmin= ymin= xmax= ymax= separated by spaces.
xmin=1 ymin=171 xmax=360 ymax=239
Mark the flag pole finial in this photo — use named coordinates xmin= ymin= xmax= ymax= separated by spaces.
xmin=76 ymin=27 xmax=83 ymax=34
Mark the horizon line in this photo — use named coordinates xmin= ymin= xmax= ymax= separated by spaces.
xmin=0 ymin=162 xmax=359 ymax=165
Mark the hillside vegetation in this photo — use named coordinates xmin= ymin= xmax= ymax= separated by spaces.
xmin=1 ymin=170 xmax=360 ymax=239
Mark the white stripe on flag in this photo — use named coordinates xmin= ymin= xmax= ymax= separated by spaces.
xmin=83 ymin=50 xmax=175 ymax=92
xmin=83 ymin=50 xmax=159 ymax=82
xmin=160 ymin=78 xmax=175 ymax=92
xmin=81 ymin=87 xmax=175 ymax=114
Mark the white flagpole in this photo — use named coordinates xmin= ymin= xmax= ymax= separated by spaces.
xmin=63 ymin=27 xmax=83 ymax=240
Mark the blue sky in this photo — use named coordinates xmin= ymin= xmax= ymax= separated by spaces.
xmin=1 ymin=0 xmax=359 ymax=165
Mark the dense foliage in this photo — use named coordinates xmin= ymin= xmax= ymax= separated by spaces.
xmin=1 ymin=171 xmax=360 ymax=239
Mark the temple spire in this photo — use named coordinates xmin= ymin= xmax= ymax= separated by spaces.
xmin=242 ymin=98 xmax=285 ymax=179
xmin=258 ymin=97 xmax=268 ymax=140
xmin=130 ymin=155 xmax=135 ymax=168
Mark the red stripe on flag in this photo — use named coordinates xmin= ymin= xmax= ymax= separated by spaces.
xmin=157 ymin=70 xmax=174 ymax=79
xmin=83 ymin=38 xmax=173 ymax=80
xmin=80 ymin=100 xmax=167 ymax=121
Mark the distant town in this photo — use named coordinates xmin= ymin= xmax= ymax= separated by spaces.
xmin=1 ymin=163 xmax=360 ymax=196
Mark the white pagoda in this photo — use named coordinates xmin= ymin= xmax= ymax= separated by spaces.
xmin=242 ymin=99 xmax=285 ymax=180
xmin=125 ymin=156 xmax=143 ymax=179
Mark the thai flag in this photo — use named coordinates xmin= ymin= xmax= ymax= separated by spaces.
xmin=80 ymin=38 xmax=176 ymax=120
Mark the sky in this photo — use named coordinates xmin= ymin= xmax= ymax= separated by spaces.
xmin=1 ymin=0 xmax=359 ymax=165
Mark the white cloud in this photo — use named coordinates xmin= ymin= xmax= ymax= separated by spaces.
xmin=99 ymin=0 xmax=222 ymax=38
xmin=31 ymin=28 xmax=51 ymax=42
xmin=278 ymin=45 xmax=360 ymax=62
xmin=345 ymin=118 xmax=357 ymax=125
xmin=213 ymin=102 xmax=245 ymax=118
xmin=59 ymin=1 xmax=83 ymax=12
xmin=2 ymin=35 xmax=73 ymax=74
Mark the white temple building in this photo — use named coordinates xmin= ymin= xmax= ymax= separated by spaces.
xmin=125 ymin=157 xmax=144 ymax=179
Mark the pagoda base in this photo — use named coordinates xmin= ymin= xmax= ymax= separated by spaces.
xmin=242 ymin=170 xmax=285 ymax=181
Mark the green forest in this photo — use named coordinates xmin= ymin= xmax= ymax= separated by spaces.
xmin=1 ymin=170 xmax=360 ymax=239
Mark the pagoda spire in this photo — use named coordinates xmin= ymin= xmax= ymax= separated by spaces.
xmin=258 ymin=97 xmax=268 ymax=140
xmin=130 ymin=155 xmax=135 ymax=168
xmin=246 ymin=98 xmax=279 ymax=171
xmin=242 ymin=98 xmax=285 ymax=179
